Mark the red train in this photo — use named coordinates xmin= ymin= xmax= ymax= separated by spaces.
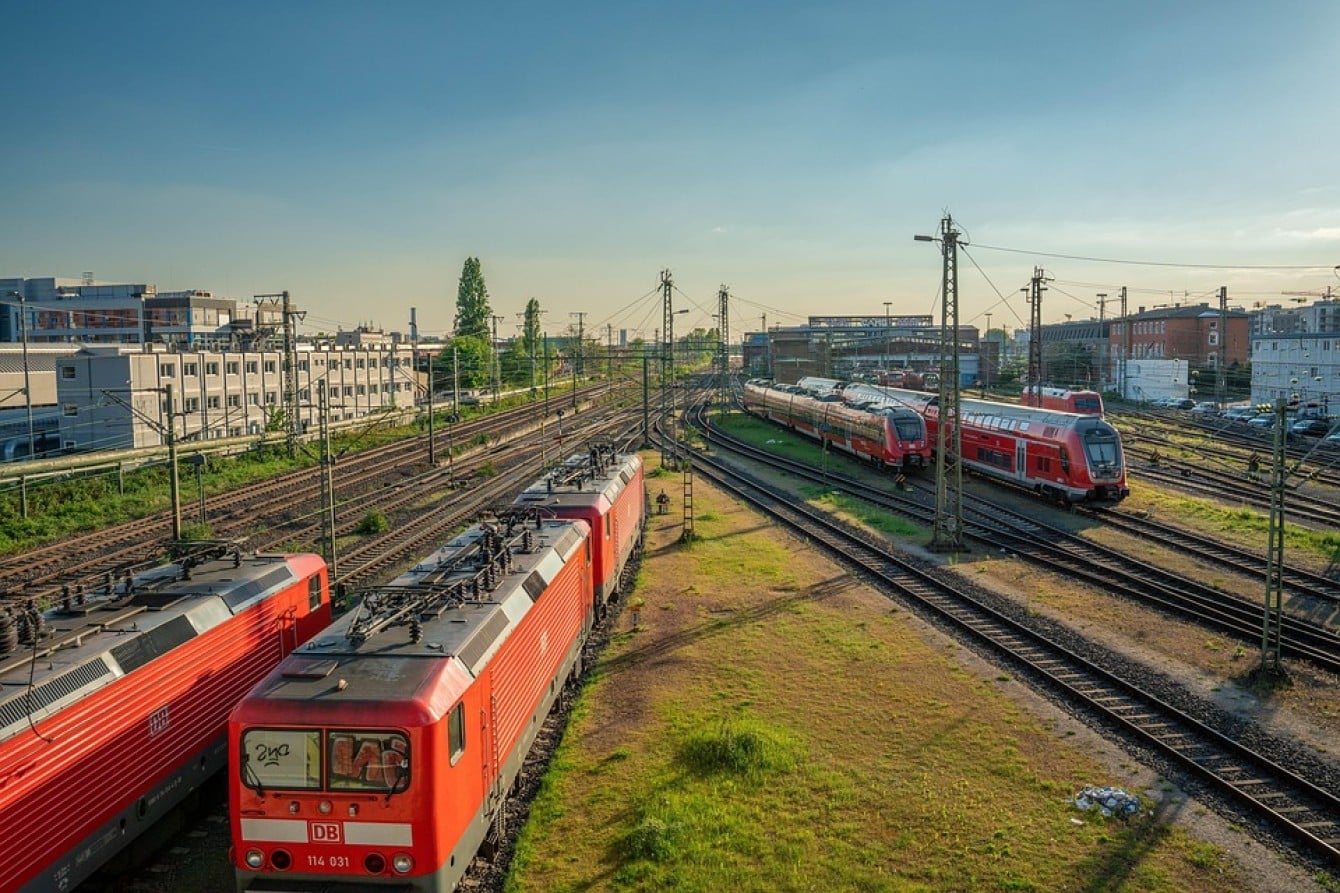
xmin=1022 ymin=386 xmax=1105 ymax=416
xmin=513 ymin=446 xmax=645 ymax=613
xmin=229 ymin=453 xmax=646 ymax=893
xmin=0 ymin=544 xmax=330 ymax=893
xmin=842 ymin=383 xmax=1128 ymax=504
xmin=742 ymin=379 xmax=930 ymax=470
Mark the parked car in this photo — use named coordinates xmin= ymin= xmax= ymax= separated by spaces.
xmin=1221 ymin=407 xmax=1256 ymax=421
xmin=1288 ymin=418 xmax=1333 ymax=438
xmin=1247 ymin=414 xmax=1277 ymax=430
xmin=1190 ymin=401 xmax=1219 ymax=415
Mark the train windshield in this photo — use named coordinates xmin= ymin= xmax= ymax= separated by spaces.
xmin=241 ymin=728 xmax=410 ymax=793
xmin=1081 ymin=428 xmax=1122 ymax=474
xmin=891 ymin=416 xmax=924 ymax=441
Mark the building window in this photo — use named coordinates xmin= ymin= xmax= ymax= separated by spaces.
xmin=246 ymin=361 xmax=258 ymax=374
xmin=207 ymin=395 xmax=221 ymax=409
xmin=357 ymin=385 xmax=366 ymax=395
xmin=265 ymin=392 xmax=277 ymax=404
xmin=183 ymin=362 xmax=198 ymax=376
xmin=60 ymin=365 xmax=76 ymax=379
xmin=264 ymin=361 xmax=276 ymax=373
xmin=63 ymin=403 xmax=79 ymax=416
xmin=298 ymin=360 xmax=309 ymax=371
xmin=184 ymin=397 xmax=200 ymax=411
xmin=227 ymin=394 xmax=241 ymax=407
xmin=226 ymin=361 xmax=239 ymax=375
xmin=344 ymin=359 xmax=353 ymax=370
xmin=248 ymin=393 xmax=260 ymax=405
xmin=230 ymin=426 xmax=243 ymax=437
xmin=160 ymin=363 xmax=175 ymax=377
xmin=344 ymin=386 xmax=353 ymax=397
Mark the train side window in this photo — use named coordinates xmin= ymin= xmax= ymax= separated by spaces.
xmin=448 ymin=703 xmax=466 ymax=766
xmin=308 ymin=574 xmax=323 ymax=610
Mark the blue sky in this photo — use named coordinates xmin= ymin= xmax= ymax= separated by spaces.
xmin=3 ymin=1 xmax=1337 ymax=341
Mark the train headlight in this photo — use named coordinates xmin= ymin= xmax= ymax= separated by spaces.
xmin=393 ymin=853 xmax=414 ymax=874
xmin=245 ymin=849 xmax=264 ymax=869
xmin=318 ymin=800 xmax=333 ymax=814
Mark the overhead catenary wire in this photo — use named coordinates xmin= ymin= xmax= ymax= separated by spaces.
xmin=969 ymin=243 xmax=1336 ymax=271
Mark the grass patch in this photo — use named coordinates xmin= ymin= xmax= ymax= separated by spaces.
xmin=507 ymin=468 xmax=1249 ymax=892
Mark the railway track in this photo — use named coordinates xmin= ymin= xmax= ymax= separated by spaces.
xmin=0 ymin=385 xmax=627 ymax=606
xmin=696 ymin=405 xmax=1340 ymax=672
xmin=667 ymin=418 xmax=1340 ymax=869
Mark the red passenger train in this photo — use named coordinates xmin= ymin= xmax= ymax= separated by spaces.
xmin=742 ymin=379 xmax=930 ymax=470
xmin=513 ymin=446 xmax=645 ymax=612
xmin=229 ymin=511 xmax=598 ymax=892
xmin=0 ymin=544 xmax=330 ymax=893
xmin=842 ymin=383 xmax=1128 ymax=504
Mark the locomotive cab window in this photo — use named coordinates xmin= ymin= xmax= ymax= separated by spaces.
xmin=308 ymin=574 xmax=323 ymax=610
xmin=448 ymin=703 xmax=466 ymax=765
xmin=328 ymin=730 xmax=410 ymax=791
xmin=241 ymin=728 xmax=322 ymax=790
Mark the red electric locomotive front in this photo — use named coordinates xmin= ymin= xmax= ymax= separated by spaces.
xmin=513 ymin=445 xmax=645 ymax=609
xmin=0 ymin=545 xmax=329 ymax=893
xmin=230 ymin=512 xmax=594 ymax=893
xmin=1023 ymin=386 xmax=1105 ymax=416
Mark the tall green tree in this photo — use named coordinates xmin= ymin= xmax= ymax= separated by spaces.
xmin=445 ymin=334 xmax=492 ymax=389
xmin=454 ymin=257 xmax=491 ymax=340
xmin=522 ymin=298 xmax=542 ymax=360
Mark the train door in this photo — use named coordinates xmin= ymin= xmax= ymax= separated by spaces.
xmin=1015 ymin=441 xmax=1027 ymax=483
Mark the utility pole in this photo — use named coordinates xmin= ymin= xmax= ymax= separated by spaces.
xmin=570 ymin=312 xmax=587 ymax=376
xmin=1096 ymin=293 xmax=1108 ymax=390
xmin=642 ymin=352 xmax=651 ymax=447
xmin=661 ymin=270 xmax=674 ymax=467
xmin=917 ymin=215 xmax=965 ymax=552
xmin=1119 ymin=286 xmax=1129 ymax=401
xmin=255 ymin=291 xmax=305 ymax=457
xmin=883 ymin=301 xmax=892 ymax=375
xmin=762 ymin=314 xmax=769 ymax=378
xmin=983 ymin=311 xmax=993 ymax=396
xmin=1262 ymin=397 xmax=1288 ymax=676
xmin=317 ymin=381 xmax=338 ymax=582
xmin=411 ymin=308 xmax=435 ymax=465
xmin=717 ymin=284 xmax=730 ymax=412
xmin=1216 ymin=286 xmax=1229 ymax=407
xmin=165 ymin=383 xmax=182 ymax=541
xmin=10 ymin=292 xmax=35 ymax=463
xmin=1025 ymin=268 xmax=1048 ymax=405
xmin=491 ymin=314 xmax=504 ymax=403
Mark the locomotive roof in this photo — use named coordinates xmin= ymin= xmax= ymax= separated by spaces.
xmin=514 ymin=449 xmax=641 ymax=511
xmin=0 ymin=549 xmax=315 ymax=745
xmin=244 ymin=517 xmax=589 ymax=718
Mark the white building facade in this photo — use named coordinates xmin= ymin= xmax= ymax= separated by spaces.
xmin=56 ymin=344 xmax=418 ymax=451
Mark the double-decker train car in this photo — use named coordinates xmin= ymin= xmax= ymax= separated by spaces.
xmin=843 ymin=383 xmax=1127 ymax=504
xmin=0 ymin=544 xmax=330 ymax=893
xmin=742 ymin=380 xmax=930 ymax=470
xmin=513 ymin=445 xmax=645 ymax=611
xmin=230 ymin=511 xmax=594 ymax=892
xmin=1023 ymin=386 xmax=1105 ymax=416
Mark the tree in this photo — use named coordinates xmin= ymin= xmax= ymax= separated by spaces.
xmin=454 ymin=257 xmax=491 ymax=340
xmin=522 ymin=298 xmax=542 ymax=361
xmin=444 ymin=334 xmax=492 ymax=389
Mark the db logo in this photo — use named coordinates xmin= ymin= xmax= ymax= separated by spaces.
xmin=309 ymin=821 xmax=342 ymax=844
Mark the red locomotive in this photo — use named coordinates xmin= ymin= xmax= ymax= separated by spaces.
xmin=229 ymin=511 xmax=599 ymax=892
xmin=1022 ymin=386 xmax=1105 ymax=416
xmin=513 ymin=446 xmax=645 ymax=612
xmin=0 ymin=544 xmax=330 ymax=893
xmin=743 ymin=379 xmax=930 ymax=470
xmin=843 ymin=383 xmax=1128 ymax=504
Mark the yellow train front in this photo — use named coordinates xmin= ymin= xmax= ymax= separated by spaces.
xmin=229 ymin=513 xmax=594 ymax=892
